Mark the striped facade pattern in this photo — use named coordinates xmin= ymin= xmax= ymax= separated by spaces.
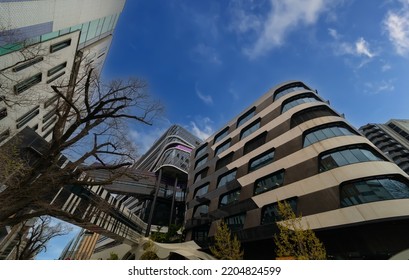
xmin=185 ymin=81 xmax=409 ymax=259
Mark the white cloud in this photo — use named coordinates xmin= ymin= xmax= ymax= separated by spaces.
xmin=364 ymin=80 xmax=395 ymax=94
xmin=195 ymin=85 xmax=213 ymax=105
xmin=332 ymin=36 xmax=376 ymax=59
xmin=230 ymin=0 xmax=332 ymax=59
xmin=189 ymin=117 xmax=214 ymax=140
xmin=129 ymin=127 xmax=167 ymax=155
xmin=384 ymin=8 xmax=409 ymax=55
xmin=328 ymin=28 xmax=339 ymax=40
xmin=355 ymin=37 xmax=374 ymax=58
xmin=382 ymin=63 xmax=392 ymax=71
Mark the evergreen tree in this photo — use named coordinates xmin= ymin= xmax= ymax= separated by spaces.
xmin=210 ymin=220 xmax=243 ymax=260
xmin=274 ymin=200 xmax=326 ymax=260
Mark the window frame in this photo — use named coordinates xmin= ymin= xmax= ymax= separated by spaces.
xmin=240 ymin=118 xmax=261 ymax=140
xmin=237 ymin=106 xmax=256 ymax=128
xmin=248 ymin=148 xmax=275 ymax=172
xmin=50 ymin=39 xmax=72 ymax=53
xmin=14 ymin=73 xmax=42 ymax=94
xmin=254 ymin=169 xmax=285 ymax=195
xmin=213 ymin=127 xmax=229 ymax=144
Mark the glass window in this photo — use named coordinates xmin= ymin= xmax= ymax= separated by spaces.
xmin=340 ymin=177 xmax=409 ymax=207
xmin=249 ymin=148 xmax=275 ymax=172
xmin=291 ymin=106 xmax=338 ymax=128
xmin=194 ymin=183 xmax=209 ymax=197
xmin=282 ymin=93 xmax=321 ymax=113
xmin=237 ymin=107 xmax=256 ymax=128
xmin=217 ymin=169 xmax=237 ymax=188
xmin=225 ymin=213 xmax=246 ymax=231
xmin=79 ymin=22 xmax=90 ymax=44
xmin=0 ymin=107 xmax=7 ymax=120
xmin=50 ymin=39 xmax=71 ymax=53
xmin=14 ymin=73 xmax=42 ymax=94
xmin=261 ymin=198 xmax=297 ymax=225
xmin=40 ymin=31 xmax=59 ymax=41
xmin=195 ymin=155 xmax=208 ymax=169
xmin=215 ymin=139 xmax=231 ymax=156
xmin=273 ymin=82 xmax=309 ymax=101
xmin=16 ymin=106 xmax=40 ymax=129
xmin=101 ymin=15 xmax=112 ymax=34
xmin=214 ymin=127 xmax=229 ymax=144
xmin=219 ymin=189 xmax=240 ymax=207
xmin=254 ymin=169 xmax=285 ymax=195
xmin=193 ymin=204 xmax=209 ymax=218
xmin=194 ymin=168 xmax=208 ymax=183
xmin=243 ymin=132 xmax=267 ymax=155
xmin=319 ymin=146 xmax=384 ymax=172
xmin=240 ymin=119 xmax=260 ymax=140
xmin=303 ymin=123 xmax=355 ymax=147
xmin=195 ymin=143 xmax=207 ymax=158
xmin=47 ymin=62 xmax=67 ymax=77
xmin=215 ymin=152 xmax=234 ymax=171
xmin=86 ymin=19 xmax=99 ymax=41
xmin=12 ymin=57 xmax=43 ymax=72
xmin=0 ymin=129 xmax=10 ymax=143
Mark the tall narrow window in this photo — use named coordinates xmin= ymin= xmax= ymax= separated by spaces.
xmin=14 ymin=73 xmax=42 ymax=94
xmin=254 ymin=169 xmax=285 ymax=195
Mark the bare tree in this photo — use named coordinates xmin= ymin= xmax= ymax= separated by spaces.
xmin=13 ymin=216 xmax=71 ymax=260
xmin=0 ymin=59 xmax=163 ymax=227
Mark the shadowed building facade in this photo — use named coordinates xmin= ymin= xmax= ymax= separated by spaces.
xmin=185 ymin=80 xmax=409 ymax=259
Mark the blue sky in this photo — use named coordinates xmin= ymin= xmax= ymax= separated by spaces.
xmin=39 ymin=0 xmax=409 ymax=259
xmin=101 ymin=0 xmax=409 ymax=154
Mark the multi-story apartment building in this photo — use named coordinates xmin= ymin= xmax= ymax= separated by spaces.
xmin=360 ymin=119 xmax=409 ymax=175
xmin=0 ymin=0 xmax=126 ymax=259
xmin=0 ymin=0 xmax=125 ymax=144
xmin=185 ymin=80 xmax=409 ymax=259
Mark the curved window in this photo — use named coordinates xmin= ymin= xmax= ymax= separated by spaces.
xmin=237 ymin=107 xmax=256 ymax=128
xmin=219 ymin=189 xmax=240 ymax=207
xmin=195 ymin=155 xmax=208 ymax=169
xmin=214 ymin=127 xmax=229 ymax=144
xmin=303 ymin=123 xmax=356 ymax=147
xmin=240 ymin=119 xmax=260 ymax=140
xmin=319 ymin=146 xmax=384 ymax=172
xmin=291 ymin=105 xmax=339 ymax=128
xmin=193 ymin=204 xmax=209 ymax=218
xmin=194 ymin=183 xmax=209 ymax=197
xmin=249 ymin=148 xmax=275 ymax=172
xmin=216 ymin=152 xmax=234 ymax=171
xmin=273 ymin=82 xmax=309 ymax=101
xmin=261 ymin=198 xmax=297 ymax=225
xmin=195 ymin=143 xmax=207 ymax=158
xmin=254 ymin=169 xmax=285 ymax=195
xmin=244 ymin=132 xmax=267 ymax=155
xmin=215 ymin=139 xmax=231 ymax=156
xmin=340 ymin=177 xmax=409 ymax=207
xmin=194 ymin=168 xmax=208 ymax=183
xmin=282 ymin=93 xmax=321 ymax=113
xmin=217 ymin=169 xmax=237 ymax=188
